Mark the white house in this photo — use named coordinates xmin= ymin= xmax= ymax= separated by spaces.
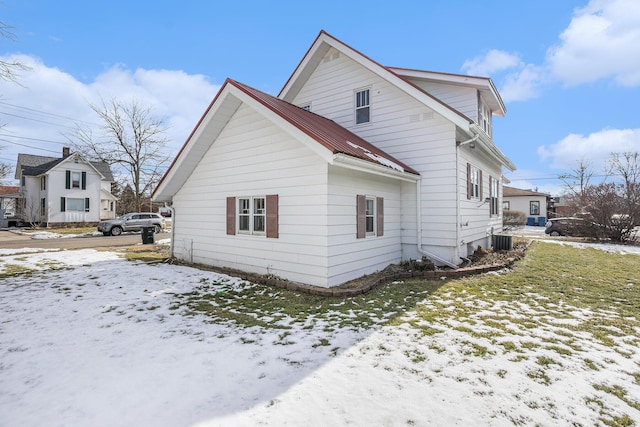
xmin=503 ymin=186 xmax=548 ymax=226
xmin=14 ymin=147 xmax=117 ymax=225
xmin=152 ymin=31 xmax=516 ymax=288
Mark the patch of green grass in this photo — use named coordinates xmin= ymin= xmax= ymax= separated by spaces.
xmin=594 ymin=383 xmax=640 ymax=411
xmin=0 ymin=264 xmax=35 ymax=277
xmin=21 ymin=226 xmax=95 ymax=235
xmin=124 ymin=245 xmax=170 ymax=262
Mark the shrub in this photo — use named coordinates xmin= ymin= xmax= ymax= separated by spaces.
xmin=503 ymin=210 xmax=526 ymax=228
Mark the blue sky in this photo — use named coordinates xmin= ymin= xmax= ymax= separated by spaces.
xmin=1 ymin=0 xmax=639 ymax=195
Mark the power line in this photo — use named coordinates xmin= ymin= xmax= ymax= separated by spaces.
xmin=0 ymin=138 xmax=61 ymax=154
xmin=0 ymin=111 xmax=80 ymax=131
xmin=0 ymin=101 xmax=100 ymax=127
xmin=0 ymin=133 xmax=69 ymax=145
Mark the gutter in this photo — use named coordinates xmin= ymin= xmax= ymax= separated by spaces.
xmin=416 ymin=177 xmax=459 ymax=269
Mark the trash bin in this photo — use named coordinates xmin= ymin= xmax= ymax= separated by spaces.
xmin=527 ymin=217 xmax=535 ymax=226
xmin=141 ymin=226 xmax=155 ymax=244
xmin=538 ymin=217 xmax=546 ymax=227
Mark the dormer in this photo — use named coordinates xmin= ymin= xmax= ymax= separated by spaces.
xmin=388 ymin=67 xmax=505 ymax=138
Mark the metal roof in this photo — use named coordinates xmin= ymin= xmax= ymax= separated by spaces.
xmin=231 ymin=79 xmax=419 ymax=175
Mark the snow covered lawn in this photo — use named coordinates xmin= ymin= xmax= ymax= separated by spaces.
xmin=1 ymin=242 xmax=639 ymax=426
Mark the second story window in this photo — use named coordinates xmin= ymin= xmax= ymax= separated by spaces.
xmin=72 ymin=172 xmax=81 ymax=188
xmin=355 ymin=88 xmax=370 ymax=124
xmin=479 ymin=97 xmax=492 ymax=137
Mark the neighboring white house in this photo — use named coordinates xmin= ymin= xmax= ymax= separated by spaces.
xmin=152 ymin=31 xmax=516 ymax=288
xmin=503 ymin=186 xmax=549 ymax=226
xmin=14 ymin=147 xmax=117 ymax=225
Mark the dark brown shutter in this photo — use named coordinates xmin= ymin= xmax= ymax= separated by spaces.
xmin=266 ymin=194 xmax=278 ymax=238
xmin=226 ymin=197 xmax=236 ymax=235
xmin=376 ymin=197 xmax=384 ymax=237
xmin=356 ymin=194 xmax=366 ymax=239
xmin=466 ymin=163 xmax=471 ymax=199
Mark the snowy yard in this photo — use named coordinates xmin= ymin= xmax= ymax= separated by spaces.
xmin=1 ymin=239 xmax=639 ymax=426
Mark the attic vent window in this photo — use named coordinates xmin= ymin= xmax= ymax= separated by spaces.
xmin=355 ymin=88 xmax=370 ymax=125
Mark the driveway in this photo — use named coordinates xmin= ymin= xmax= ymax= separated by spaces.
xmin=0 ymin=230 xmax=170 ymax=250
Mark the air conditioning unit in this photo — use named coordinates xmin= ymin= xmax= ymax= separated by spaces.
xmin=492 ymin=234 xmax=513 ymax=251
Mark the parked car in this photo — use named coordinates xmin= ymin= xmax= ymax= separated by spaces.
xmin=97 ymin=213 xmax=165 ymax=236
xmin=544 ymin=217 xmax=597 ymax=237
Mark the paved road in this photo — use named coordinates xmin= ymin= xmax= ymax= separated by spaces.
xmin=0 ymin=230 xmax=171 ymax=250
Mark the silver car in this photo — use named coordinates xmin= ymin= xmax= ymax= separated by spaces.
xmin=97 ymin=213 xmax=165 ymax=236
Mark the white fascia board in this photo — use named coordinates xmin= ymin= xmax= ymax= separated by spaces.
xmin=332 ymin=154 xmax=420 ymax=183
xmin=153 ymin=85 xmax=241 ymax=201
xmin=388 ymin=67 xmax=506 ymax=117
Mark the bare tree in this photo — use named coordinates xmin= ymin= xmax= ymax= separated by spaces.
xmin=71 ymin=98 xmax=171 ymax=212
xmin=559 ymin=159 xmax=595 ymax=200
xmin=0 ymin=20 xmax=30 ymax=180
xmin=0 ymin=21 xmax=29 ymax=84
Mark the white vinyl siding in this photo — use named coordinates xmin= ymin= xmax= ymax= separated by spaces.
xmin=291 ymin=48 xmax=460 ymax=259
xmin=172 ymin=103 xmax=332 ymax=287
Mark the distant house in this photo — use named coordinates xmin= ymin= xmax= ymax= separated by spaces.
xmin=14 ymin=147 xmax=117 ymax=226
xmin=153 ymin=31 xmax=516 ymax=288
xmin=503 ymin=186 xmax=548 ymax=226
xmin=0 ymin=185 xmax=20 ymax=225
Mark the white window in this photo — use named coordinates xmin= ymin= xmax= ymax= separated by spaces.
xmin=67 ymin=198 xmax=85 ymax=211
xmin=479 ymin=98 xmax=492 ymax=137
xmin=355 ymin=88 xmax=370 ymax=124
xmin=72 ymin=172 xmax=81 ymax=189
xmin=365 ymin=197 xmax=375 ymax=235
xmin=469 ymin=165 xmax=481 ymax=200
xmin=489 ymin=176 xmax=499 ymax=216
xmin=238 ymin=196 xmax=266 ymax=235
xmin=357 ymin=195 xmax=383 ymax=238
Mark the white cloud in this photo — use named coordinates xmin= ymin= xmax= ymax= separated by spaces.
xmin=0 ymin=54 xmax=220 ymax=168
xmin=461 ymin=50 xmax=522 ymax=76
xmin=461 ymin=50 xmax=545 ymax=102
xmin=500 ymin=65 xmax=546 ymax=102
xmin=537 ymin=128 xmax=640 ymax=171
xmin=547 ymin=0 xmax=640 ymax=86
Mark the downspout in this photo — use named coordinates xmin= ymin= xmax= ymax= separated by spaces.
xmin=168 ymin=204 xmax=175 ymax=259
xmin=416 ymin=177 xmax=459 ymax=269
xmin=455 ymin=131 xmax=479 ymax=265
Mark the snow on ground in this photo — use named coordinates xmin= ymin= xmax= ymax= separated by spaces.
xmin=1 ymin=243 xmax=639 ymax=426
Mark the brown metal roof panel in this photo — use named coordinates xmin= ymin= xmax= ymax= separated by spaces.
xmin=231 ymin=80 xmax=419 ymax=175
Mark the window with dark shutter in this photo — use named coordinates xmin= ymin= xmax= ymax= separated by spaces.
xmin=376 ymin=197 xmax=384 ymax=237
xmin=65 ymin=170 xmax=71 ymax=189
xmin=81 ymin=172 xmax=87 ymax=190
xmin=60 ymin=197 xmax=66 ymax=212
xmin=226 ymin=197 xmax=236 ymax=235
xmin=356 ymin=195 xmax=366 ymax=238
xmin=266 ymin=195 xmax=278 ymax=238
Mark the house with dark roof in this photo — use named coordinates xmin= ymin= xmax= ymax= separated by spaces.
xmin=152 ymin=31 xmax=516 ymax=288
xmin=14 ymin=147 xmax=116 ymax=225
